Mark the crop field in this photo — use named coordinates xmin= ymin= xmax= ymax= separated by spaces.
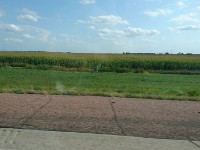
xmin=0 ymin=52 xmax=200 ymax=101
xmin=1 ymin=52 xmax=200 ymax=73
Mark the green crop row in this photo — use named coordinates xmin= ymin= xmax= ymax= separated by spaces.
xmin=0 ymin=53 xmax=200 ymax=73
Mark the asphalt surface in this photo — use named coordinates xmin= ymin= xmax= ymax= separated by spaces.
xmin=0 ymin=93 xmax=200 ymax=141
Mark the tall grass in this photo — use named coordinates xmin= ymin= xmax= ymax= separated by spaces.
xmin=0 ymin=52 xmax=200 ymax=73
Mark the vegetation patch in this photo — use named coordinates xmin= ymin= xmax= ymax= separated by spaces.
xmin=0 ymin=68 xmax=200 ymax=101
xmin=1 ymin=52 xmax=200 ymax=74
xmin=0 ymin=52 xmax=200 ymax=101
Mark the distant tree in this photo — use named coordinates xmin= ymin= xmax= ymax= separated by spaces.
xmin=177 ymin=52 xmax=184 ymax=55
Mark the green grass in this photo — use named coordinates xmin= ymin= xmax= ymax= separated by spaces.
xmin=1 ymin=68 xmax=200 ymax=101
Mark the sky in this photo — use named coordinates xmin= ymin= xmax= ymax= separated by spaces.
xmin=1 ymin=0 xmax=200 ymax=54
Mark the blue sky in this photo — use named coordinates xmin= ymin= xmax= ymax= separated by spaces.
xmin=1 ymin=0 xmax=200 ymax=54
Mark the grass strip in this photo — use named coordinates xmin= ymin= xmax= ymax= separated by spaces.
xmin=0 ymin=68 xmax=200 ymax=101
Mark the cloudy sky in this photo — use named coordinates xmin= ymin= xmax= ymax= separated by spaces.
xmin=1 ymin=0 xmax=200 ymax=54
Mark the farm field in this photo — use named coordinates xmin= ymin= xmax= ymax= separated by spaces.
xmin=0 ymin=68 xmax=200 ymax=101
xmin=0 ymin=52 xmax=200 ymax=101
xmin=1 ymin=52 xmax=200 ymax=73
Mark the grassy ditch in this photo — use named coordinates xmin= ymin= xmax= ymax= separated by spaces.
xmin=0 ymin=68 xmax=200 ymax=101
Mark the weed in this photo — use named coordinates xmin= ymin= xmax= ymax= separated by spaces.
xmin=188 ymin=90 xmax=200 ymax=97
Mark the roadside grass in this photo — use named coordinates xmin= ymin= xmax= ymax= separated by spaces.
xmin=0 ymin=68 xmax=200 ymax=101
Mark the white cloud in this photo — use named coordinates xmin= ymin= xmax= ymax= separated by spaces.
xmin=18 ymin=15 xmax=39 ymax=22
xmin=4 ymin=38 xmax=23 ymax=43
xmin=98 ymin=27 xmax=159 ymax=39
xmin=126 ymin=27 xmax=160 ymax=36
xmin=21 ymin=8 xmax=37 ymax=15
xmin=18 ymin=25 xmax=50 ymax=41
xmin=0 ymin=9 xmax=5 ymax=17
xmin=0 ymin=22 xmax=50 ymax=42
xmin=197 ymin=6 xmax=200 ymax=10
xmin=88 ymin=25 xmax=95 ymax=30
xmin=35 ymin=28 xmax=50 ymax=42
xmin=18 ymin=8 xmax=40 ymax=22
xmin=144 ymin=9 xmax=172 ymax=17
xmin=177 ymin=1 xmax=187 ymax=9
xmin=170 ymin=13 xmax=199 ymax=23
xmin=80 ymin=0 xmax=96 ymax=5
xmin=23 ymin=34 xmax=34 ymax=39
xmin=98 ymin=28 xmax=126 ymax=39
xmin=90 ymin=15 xmax=128 ymax=26
xmin=76 ymin=19 xmax=88 ymax=24
xmin=77 ymin=15 xmax=129 ymax=29
xmin=170 ymin=25 xmax=200 ymax=31
xmin=0 ymin=23 xmax=22 ymax=32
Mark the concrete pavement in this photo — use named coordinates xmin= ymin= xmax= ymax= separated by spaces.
xmin=0 ymin=128 xmax=200 ymax=150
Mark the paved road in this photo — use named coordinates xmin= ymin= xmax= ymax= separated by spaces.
xmin=0 ymin=93 xmax=200 ymax=140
